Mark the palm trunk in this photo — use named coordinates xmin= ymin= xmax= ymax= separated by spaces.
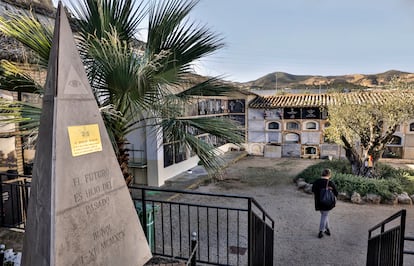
xmin=14 ymin=133 xmax=24 ymax=175
xmin=14 ymin=93 xmax=24 ymax=175
xmin=116 ymin=138 xmax=133 ymax=185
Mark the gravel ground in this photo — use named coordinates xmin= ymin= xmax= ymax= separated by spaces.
xmin=194 ymin=156 xmax=414 ymax=266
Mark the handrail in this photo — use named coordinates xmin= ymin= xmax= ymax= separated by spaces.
xmin=368 ymin=209 xmax=406 ymax=236
xmin=367 ymin=209 xmax=407 ymax=266
xmin=405 ymin=236 xmax=414 ymax=255
xmin=130 ymin=184 xmax=256 ymax=199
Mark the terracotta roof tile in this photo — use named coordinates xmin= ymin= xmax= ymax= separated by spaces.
xmin=249 ymin=90 xmax=414 ymax=108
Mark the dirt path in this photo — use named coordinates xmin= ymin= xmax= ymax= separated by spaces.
xmin=195 ymin=156 xmax=414 ymax=266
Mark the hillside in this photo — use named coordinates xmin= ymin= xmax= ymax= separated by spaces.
xmin=238 ymin=70 xmax=414 ymax=91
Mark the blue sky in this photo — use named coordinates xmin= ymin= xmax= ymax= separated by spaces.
xmin=53 ymin=0 xmax=414 ymax=82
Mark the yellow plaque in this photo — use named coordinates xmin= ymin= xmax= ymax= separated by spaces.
xmin=68 ymin=124 xmax=103 ymax=157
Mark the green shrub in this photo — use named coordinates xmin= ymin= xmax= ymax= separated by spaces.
xmin=374 ymin=163 xmax=398 ymax=179
xmin=296 ymin=159 xmax=411 ymax=201
xmin=332 ymin=173 xmax=403 ymax=200
xmin=376 ymin=163 xmax=414 ymax=195
xmin=295 ymin=159 xmax=352 ymax=183
xmin=395 ymin=171 xmax=414 ymax=195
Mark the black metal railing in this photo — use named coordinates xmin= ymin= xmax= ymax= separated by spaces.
xmin=404 ymin=235 xmax=414 ymax=265
xmin=405 ymin=236 xmax=414 ymax=252
xmin=129 ymin=185 xmax=274 ymax=266
xmin=0 ymin=172 xmax=30 ymax=228
xmin=367 ymin=209 xmax=406 ymax=266
xmin=0 ymin=174 xmax=274 ymax=265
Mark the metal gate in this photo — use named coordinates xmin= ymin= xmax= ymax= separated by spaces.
xmin=367 ymin=210 xmax=406 ymax=266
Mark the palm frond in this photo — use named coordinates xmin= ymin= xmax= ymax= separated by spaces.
xmin=185 ymin=134 xmax=224 ymax=173
xmin=147 ymin=0 xmax=224 ymax=81
xmin=0 ymin=61 xmax=44 ymax=94
xmin=71 ymin=0 xmax=147 ymax=44
xmin=0 ymin=10 xmax=53 ymax=66
xmin=86 ymin=29 xmax=163 ymax=111
xmin=148 ymin=0 xmax=198 ymax=51
xmin=0 ymin=98 xmax=40 ymax=137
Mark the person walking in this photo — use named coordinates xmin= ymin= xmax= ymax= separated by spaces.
xmin=312 ymin=168 xmax=338 ymax=238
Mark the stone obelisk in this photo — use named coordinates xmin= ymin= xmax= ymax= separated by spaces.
xmin=21 ymin=2 xmax=152 ymax=265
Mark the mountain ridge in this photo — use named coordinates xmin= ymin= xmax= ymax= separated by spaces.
xmin=237 ymin=70 xmax=414 ymax=91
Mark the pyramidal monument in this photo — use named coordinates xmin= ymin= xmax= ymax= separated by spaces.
xmin=21 ymin=2 xmax=151 ymax=265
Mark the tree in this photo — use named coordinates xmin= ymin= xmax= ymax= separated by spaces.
xmin=0 ymin=0 xmax=243 ymax=182
xmin=324 ymin=82 xmax=414 ymax=177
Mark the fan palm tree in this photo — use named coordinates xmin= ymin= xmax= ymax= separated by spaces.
xmin=0 ymin=0 xmax=243 ymax=182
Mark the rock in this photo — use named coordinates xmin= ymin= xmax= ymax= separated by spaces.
xmin=304 ymin=184 xmax=313 ymax=194
xmin=337 ymin=192 xmax=350 ymax=201
xmin=363 ymin=193 xmax=381 ymax=204
xmin=294 ymin=178 xmax=304 ymax=184
xmin=351 ymin=192 xmax=362 ymax=204
xmin=296 ymin=180 xmax=307 ymax=189
xmin=397 ymin=192 xmax=413 ymax=205
xmin=383 ymin=194 xmax=399 ymax=205
xmin=411 ymin=194 xmax=414 ymax=203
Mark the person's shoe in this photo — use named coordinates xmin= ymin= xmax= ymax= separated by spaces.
xmin=325 ymin=228 xmax=331 ymax=236
xmin=318 ymin=231 xmax=324 ymax=238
